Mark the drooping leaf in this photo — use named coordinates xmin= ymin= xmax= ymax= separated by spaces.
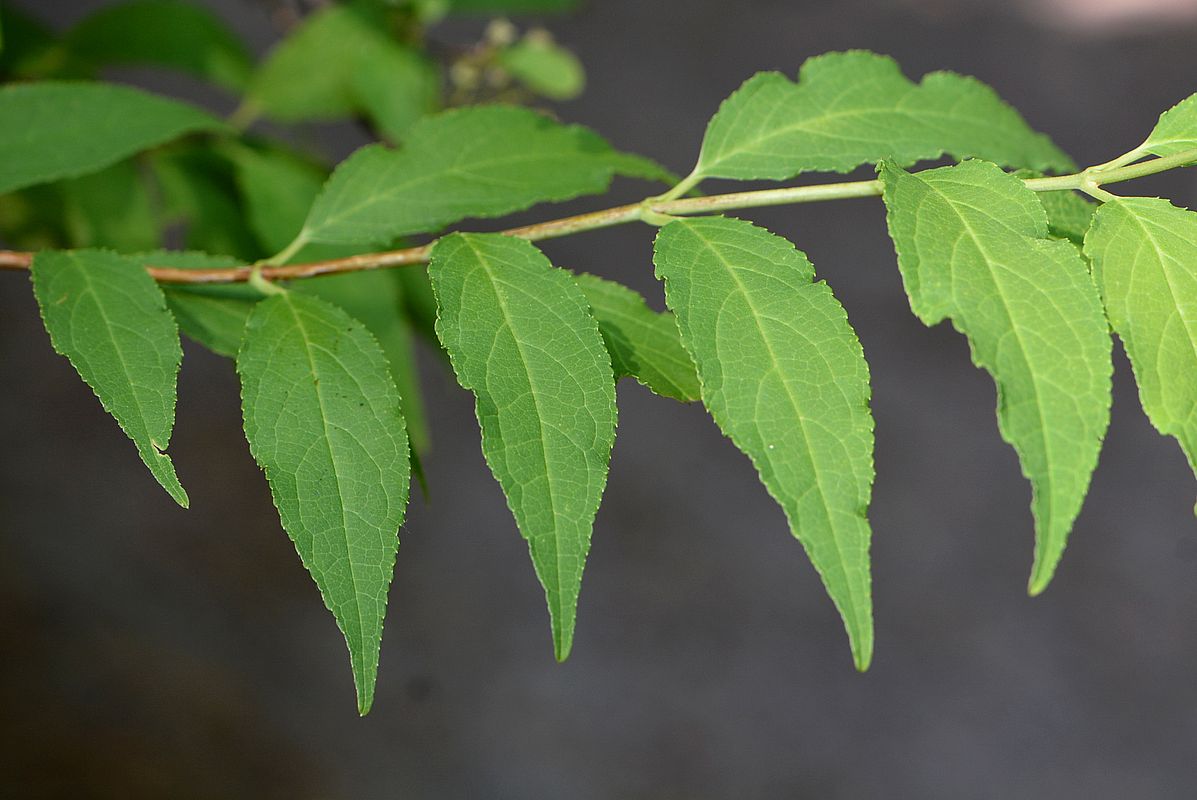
xmin=574 ymin=273 xmax=699 ymax=402
xmin=297 ymin=272 xmax=431 ymax=455
xmin=59 ymin=159 xmax=160 ymax=252
xmin=294 ymin=105 xmax=637 ymax=248
xmin=1084 ymin=197 xmax=1197 ymax=486
xmin=652 ymin=216 xmax=875 ymax=669
xmin=880 ymin=159 xmax=1112 ymax=593
xmin=228 ymin=146 xmax=431 ymax=451
xmin=65 ymin=0 xmax=253 ymax=91
xmin=244 ymin=0 xmax=438 ymax=140
xmin=499 ymin=36 xmax=585 ymax=101
xmin=1143 ymin=92 xmax=1197 ymax=160
xmin=0 ymin=82 xmax=223 ymax=194
xmin=694 ymin=51 xmax=1072 ymax=182
xmin=237 ymin=292 xmax=410 ymax=715
xmin=429 ymin=233 xmax=617 ymax=660
xmin=1037 ymin=189 xmax=1095 ymax=245
xmin=31 ymin=249 xmax=188 ymax=507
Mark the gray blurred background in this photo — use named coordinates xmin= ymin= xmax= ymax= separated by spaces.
xmin=4 ymin=0 xmax=1197 ymax=797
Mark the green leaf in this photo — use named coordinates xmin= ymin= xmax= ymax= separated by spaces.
xmin=297 ymin=272 xmax=432 ymax=455
xmin=652 ymin=216 xmax=875 ymax=669
xmin=694 ymin=51 xmax=1072 ymax=182
xmin=295 ymin=105 xmax=629 ymax=248
xmin=245 ymin=1 xmax=438 ymax=140
xmin=574 ymin=273 xmax=699 ymax=402
xmin=880 ymin=159 xmax=1111 ymax=593
xmin=31 ymin=249 xmax=188 ymax=507
xmin=227 ymin=145 xmax=431 ymax=450
xmin=237 ymin=292 xmax=410 ymax=715
xmin=151 ymin=146 xmax=262 ymax=261
xmin=1084 ymin=197 xmax=1197 ymax=486
xmin=429 ymin=233 xmax=616 ymax=660
xmin=59 ymin=159 xmax=160 ymax=252
xmin=137 ymin=250 xmax=254 ymax=358
xmin=1038 ymin=189 xmax=1095 ymax=245
xmin=0 ymin=82 xmax=223 ymax=194
xmin=499 ymin=36 xmax=585 ymax=101
xmin=65 ymin=0 xmax=253 ymax=91
xmin=1143 ymin=92 xmax=1197 ymax=159
xmin=227 ymin=145 xmax=329 ymax=254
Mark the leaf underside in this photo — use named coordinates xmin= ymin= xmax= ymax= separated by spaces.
xmin=429 ymin=233 xmax=617 ymax=661
xmin=653 ymin=216 xmax=875 ymax=670
xmin=1085 ymin=197 xmax=1197 ymax=486
xmin=881 ymin=159 xmax=1112 ymax=593
xmin=31 ymin=249 xmax=188 ymax=506
xmin=237 ymin=292 xmax=410 ymax=715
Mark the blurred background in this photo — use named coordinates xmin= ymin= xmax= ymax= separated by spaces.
xmin=4 ymin=0 xmax=1197 ymax=796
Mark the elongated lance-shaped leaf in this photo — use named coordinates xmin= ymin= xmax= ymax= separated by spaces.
xmin=880 ymin=160 xmax=1112 ymax=593
xmin=575 ymin=273 xmax=700 ymax=403
xmin=31 ymin=249 xmax=188 ymax=506
xmin=294 ymin=105 xmax=653 ymax=248
xmin=652 ymin=216 xmax=875 ymax=670
xmin=237 ymin=292 xmax=410 ymax=715
xmin=1084 ymin=197 xmax=1197 ymax=486
xmin=1143 ymin=93 xmax=1197 ymax=160
xmin=65 ymin=0 xmax=253 ymax=91
xmin=228 ymin=147 xmax=432 ymax=453
xmin=0 ymin=82 xmax=223 ymax=194
xmin=694 ymin=51 xmax=1071 ymax=183
xmin=429 ymin=233 xmax=617 ymax=660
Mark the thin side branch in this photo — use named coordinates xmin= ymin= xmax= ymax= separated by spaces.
xmin=1 ymin=147 xmax=1193 ymax=285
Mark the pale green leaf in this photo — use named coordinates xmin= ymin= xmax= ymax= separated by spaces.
xmin=0 ymin=82 xmax=223 ymax=194
xmin=66 ymin=0 xmax=253 ymax=91
xmin=31 ymin=249 xmax=188 ymax=507
xmin=499 ymin=37 xmax=585 ymax=101
xmin=880 ymin=159 xmax=1111 ymax=593
xmin=1143 ymin=93 xmax=1197 ymax=160
xmin=237 ymin=292 xmax=410 ymax=715
xmin=245 ymin=1 xmax=437 ymax=140
xmin=574 ymin=273 xmax=699 ymax=402
xmin=429 ymin=233 xmax=617 ymax=660
xmin=295 ymin=106 xmax=628 ymax=248
xmin=653 ymin=216 xmax=875 ymax=669
xmin=228 ymin=145 xmax=329 ymax=254
xmin=1084 ymin=197 xmax=1197 ymax=484
xmin=695 ymin=51 xmax=1072 ymax=182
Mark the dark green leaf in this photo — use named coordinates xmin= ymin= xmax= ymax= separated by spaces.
xmin=31 ymin=249 xmax=188 ymax=506
xmin=238 ymin=292 xmax=410 ymax=715
xmin=0 ymin=82 xmax=223 ymax=194
xmin=66 ymin=0 xmax=253 ymax=91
